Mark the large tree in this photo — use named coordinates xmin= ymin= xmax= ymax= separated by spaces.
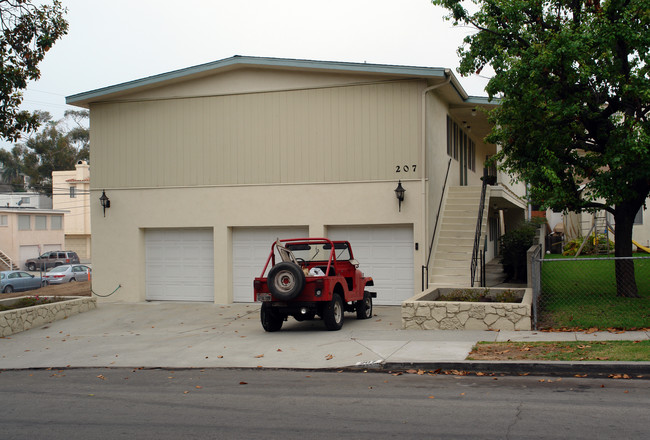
xmin=0 ymin=0 xmax=68 ymax=141
xmin=433 ymin=0 xmax=650 ymax=297
xmin=0 ymin=110 xmax=89 ymax=194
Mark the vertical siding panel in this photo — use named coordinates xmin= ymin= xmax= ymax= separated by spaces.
xmin=207 ymin=98 xmax=218 ymax=185
xmin=194 ymin=98 xmax=204 ymax=186
xmin=229 ymin=95 xmax=239 ymax=184
xmin=280 ymin=92 xmax=291 ymax=184
xmin=93 ymin=80 xmax=422 ymax=188
xmin=342 ymin=87 xmax=352 ymax=182
xmin=372 ymin=87 xmax=390 ymax=179
xmin=215 ymin=96 xmax=225 ymax=185
xmin=322 ymin=89 xmax=332 ymax=181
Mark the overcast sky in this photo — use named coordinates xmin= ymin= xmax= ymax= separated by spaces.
xmin=3 ymin=0 xmax=488 ymax=149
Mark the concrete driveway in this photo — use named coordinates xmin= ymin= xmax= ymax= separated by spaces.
xmin=0 ymin=302 xmax=492 ymax=369
xmin=2 ymin=302 xmax=649 ymax=372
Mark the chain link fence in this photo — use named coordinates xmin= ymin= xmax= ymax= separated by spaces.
xmin=531 ymin=249 xmax=650 ymax=330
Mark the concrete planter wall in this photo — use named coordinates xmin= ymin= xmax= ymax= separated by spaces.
xmin=402 ymin=287 xmax=532 ymax=331
xmin=0 ymin=296 xmax=96 ymax=337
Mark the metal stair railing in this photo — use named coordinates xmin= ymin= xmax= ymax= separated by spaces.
xmin=471 ymin=168 xmax=489 ymax=287
xmin=422 ymin=158 xmax=452 ymax=291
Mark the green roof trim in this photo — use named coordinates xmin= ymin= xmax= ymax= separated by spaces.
xmin=66 ymin=55 xmax=451 ymax=105
xmin=465 ymin=95 xmax=501 ymax=106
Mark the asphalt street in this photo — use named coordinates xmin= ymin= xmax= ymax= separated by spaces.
xmin=0 ymin=368 xmax=648 ymax=439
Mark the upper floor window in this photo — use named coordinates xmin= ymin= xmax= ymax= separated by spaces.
xmin=35 ymin=215 xmax=47 ymax=230
xmin=70 ymin=186 xmax=76 ymax=198
xmin=18 ymin=215 xmax=30 ymax=230
xmin=447 ymin=115 xmax=476 ymax=171
xmin=0 ymin=215 xmax=7 ymax=226
xmin=51 ymin=216 xmax=62 ymax=230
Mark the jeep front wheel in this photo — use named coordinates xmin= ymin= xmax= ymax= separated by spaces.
xmin=356 ymin=291 xmax=373 ymax=319
xmin=323 ymin=293 xmax=344 ymax=331
xmin=260 ymin=303 xmax=283 ymax=332
xmin=267 ymin=262 xmax=305 ymax=300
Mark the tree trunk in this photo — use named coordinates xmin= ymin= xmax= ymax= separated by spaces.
xmin=613 ymin=208 xmax=640 ymax=298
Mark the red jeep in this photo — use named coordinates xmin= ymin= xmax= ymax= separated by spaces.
xmin=253 ymin=238 xmax=376 ymax=331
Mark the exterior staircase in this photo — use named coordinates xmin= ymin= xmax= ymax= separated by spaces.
xmin=0 ymin=250 xmax=19 ymax=271
xmin=428 ymin=186 xmax=489 ymax=287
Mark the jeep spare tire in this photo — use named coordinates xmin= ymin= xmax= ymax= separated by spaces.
xmin=268 ymin=262 xmax=305 ymax=300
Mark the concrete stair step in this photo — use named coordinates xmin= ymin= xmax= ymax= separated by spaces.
xmin=430 ymin=266 xmax=470 ymax=276
xmin=429 ymin=275 xmax=472 ymax=285
xmin=432 ymin=252 xmax=473 ymax=261
xmin=431 ymin=258 xmax=470 ymax=267
xmin=437 ymin=237 xmax=475 ymax=246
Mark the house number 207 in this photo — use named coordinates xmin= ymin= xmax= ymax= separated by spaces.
xmin=395 ymin=165 xmax=417 ymax=173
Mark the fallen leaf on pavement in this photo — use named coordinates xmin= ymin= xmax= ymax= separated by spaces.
xmin=254 ymin=354 xmax=264 ymax=358
xmin=96 ymin=375 xmax=106 ymax=380
xmin=325 ymin=354 xmax=333 ymax=360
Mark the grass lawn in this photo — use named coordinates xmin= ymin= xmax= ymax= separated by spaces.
xmin=468 ymin=340 xmax=650 ymax=362
xmin=539 ymin=255 xmax=650 ymax=329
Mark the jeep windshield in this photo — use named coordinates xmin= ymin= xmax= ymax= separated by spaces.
xmin=285 ymin=242 xmax=351 ymax=262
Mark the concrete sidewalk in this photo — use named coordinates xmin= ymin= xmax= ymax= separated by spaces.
xmin=1 ymin=303 xmax=649 ymax=374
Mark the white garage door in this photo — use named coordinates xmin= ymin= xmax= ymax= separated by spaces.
xmin=329 ymin=225 xmax=414 ymax=305
xmin=19 ymin=245 xmax=40 ymax=269
xmin=232 ymin=226 xmax=308 ymax=302
xmin=145 ymin=228 xmax=214 ymax=302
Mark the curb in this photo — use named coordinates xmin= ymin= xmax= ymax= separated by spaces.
xmin=373 ymin=361 xmax=650 ymax=378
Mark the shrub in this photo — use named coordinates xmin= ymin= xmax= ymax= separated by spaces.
xmin=562 ymin=234 xmax=615 ymax=256
xmin=500 ymin=220 xmax=541 ymax=282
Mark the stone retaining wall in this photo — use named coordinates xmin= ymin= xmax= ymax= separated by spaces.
xmin=0 ymin=296 xmax=97 ymax=337
xmin=402 ymin=287 xmax=532 ymax=331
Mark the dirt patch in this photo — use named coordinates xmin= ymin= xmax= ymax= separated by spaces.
xmin=1 ymin=281 xmax=91 ymax=300
xmin=468 ymin=343 xmax=560 ymax=360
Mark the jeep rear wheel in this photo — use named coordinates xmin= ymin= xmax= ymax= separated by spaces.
xmin=356 ymin=291 xmax=373 ymax=319
xmin=268 ymin=262 xmax=305 ymax=301
xmin=27 ymin=263 xmax=36 ymax=271
xmin=323 ymin=293 xmax=344 ymax=331
xmin=260 ymin=303 xmax=283 ymax=332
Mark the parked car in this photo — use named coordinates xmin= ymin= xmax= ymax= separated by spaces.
xmin=25 ymin=251 xmax=80 ymax=271
xmin=253 ymin=238 xmax=375 ymax=331
xmin=1 ymin=271 xmax=46 ymax=293
xmin=43 ymin=264 xmax=91 ymax=284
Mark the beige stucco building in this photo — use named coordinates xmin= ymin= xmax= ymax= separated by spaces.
xmin=52 ymin=161 xmax=91 ymax=260
xmin=0 ymin=208 xmax=66 ymax=270
xmin=67 ymin=56 xmax=527 ymax=305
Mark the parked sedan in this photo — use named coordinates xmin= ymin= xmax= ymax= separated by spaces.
xmin=43 ymin=264 xmax=92 ymax=284
xmin=1 ymin=271 xmax=46 ymax=293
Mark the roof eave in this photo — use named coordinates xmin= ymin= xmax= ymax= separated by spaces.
xmin=65 ymin=55 xmax=450 ymax=108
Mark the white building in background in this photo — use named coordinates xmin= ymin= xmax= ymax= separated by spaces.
xmin=0 ymin=192 xmax=52 ymax=209
xmin=52 ymin=161 xmax=91 ymax=261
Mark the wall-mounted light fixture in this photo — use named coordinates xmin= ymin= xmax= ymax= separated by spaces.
xmin=471 ymin=108 xmax=477 ymax=117
xmin=394 ymin=180 xmax=405 ymax=212
xmin=99 ymin=190 xmax=111 ymax=217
